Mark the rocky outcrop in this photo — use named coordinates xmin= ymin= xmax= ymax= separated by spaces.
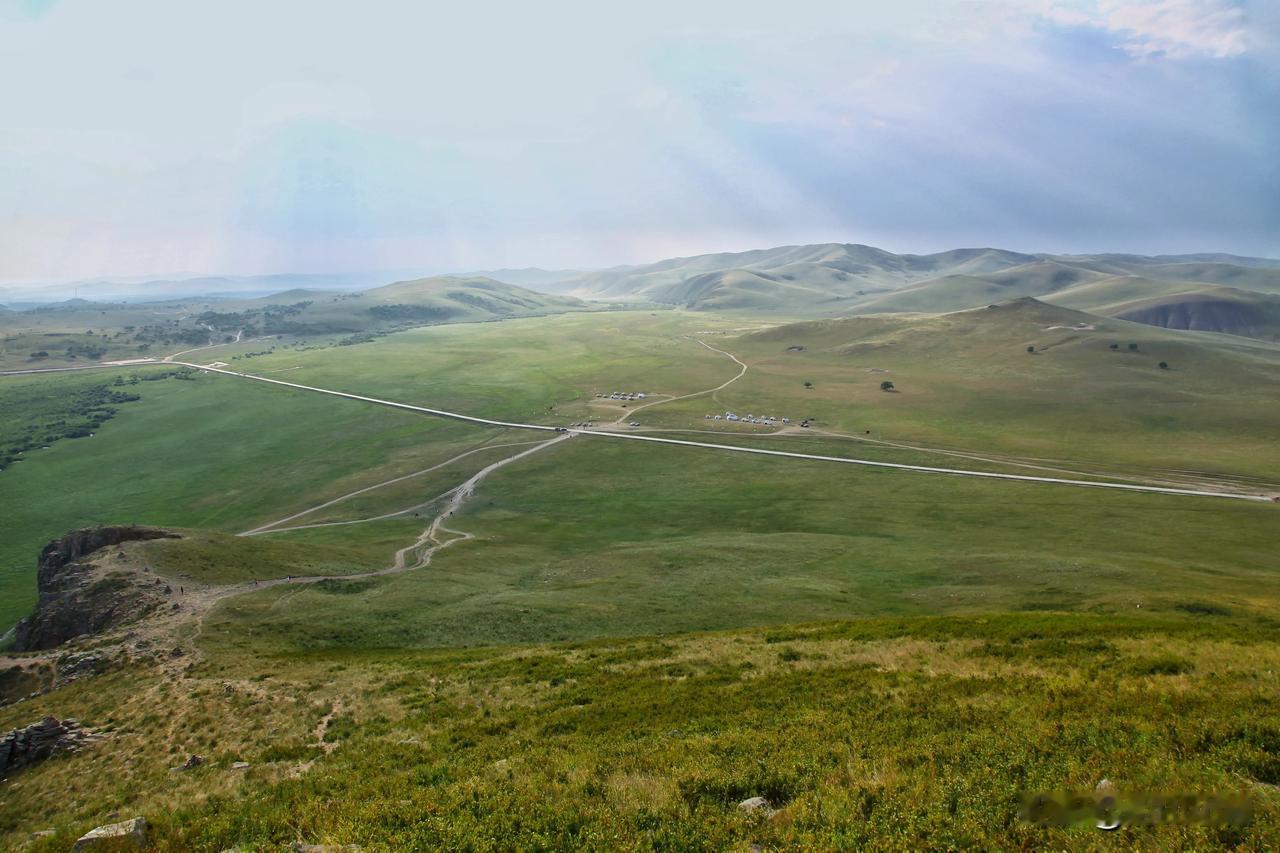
xmin=0 ymin=716 xmax=97 ymax=772
xmin=73 ymin=816 xmax=146 ymax=850
xmin=13 ymin=526 xmax=179 ymax=651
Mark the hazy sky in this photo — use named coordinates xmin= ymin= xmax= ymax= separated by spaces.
xmin=1 ymin=0 xmax=1276 ymax=282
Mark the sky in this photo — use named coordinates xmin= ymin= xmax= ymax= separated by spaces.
xmin=0 ymin=0 xmax=1277 ymax=284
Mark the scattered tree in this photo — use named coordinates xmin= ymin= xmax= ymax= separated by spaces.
xmin=880 ymin=380 xmax=895 ymax=392
xmin=1109 ymin=343 xmax=1119 ymax=351
xmin=1159 ymin=361 xmax=1169 ymax=370
xmin=803 ymin=380 xmax=813 ymax=389
xmin=1128 ymin=343 xmax=1139 ymax=351
xmin=1026 ymin=345 xmax=1035 ymax=353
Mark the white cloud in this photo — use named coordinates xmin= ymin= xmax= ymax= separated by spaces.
xmin=1040 ymin=0 xmax=1250 ymax=58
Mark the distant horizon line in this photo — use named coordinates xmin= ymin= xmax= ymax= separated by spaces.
xmin=4 ymin=240 xmax=1279 ymax=293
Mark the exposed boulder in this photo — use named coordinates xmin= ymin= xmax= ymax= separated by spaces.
xmin=0 ymin=716 xmax=97 ymax=772
xmin=72 ymin=816 xmax=146 ymax=850
xmin=13 ymin=526 xmax=179 ymax=651
xmin=56 ymin=651 xmax=106 ymax=684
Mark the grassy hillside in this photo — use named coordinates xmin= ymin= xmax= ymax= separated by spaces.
xmin=1104 ymin=261 xmax=1280 ymax=293
xmin=636 ymin=299 xmax=1280 ymax=480
xmin=850 ymin=261 xmax=1107 ymax=314
xmin=1108 ymin=289 xmax=1280 ymax=342
xmin=0 ymin=276 xmax=590 ymax=370
xmin=532 ymin=243 xmax=1280 ymax=320
xmin=554 ymin=244 xmax=1043 ymax=304
xmin=3 ymin=607 xmax=1278 ymax=848
xmin=1041 ymin=274 xmax=1221 ymax=313
xmin=858 ymin=267 xmax=1280 ymax=340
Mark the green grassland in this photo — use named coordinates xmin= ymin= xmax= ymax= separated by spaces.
xmin=202 ymin=433 xmax=1277 ymax=653
xmin=2 ymin=302 xmax=1278 ymax=847
xmin=214 ymin=310 xmax=756 ymax=425
xmin=640 ymin=300 xmax=1280 ymax=479
xmin=141 ymin=530 xmax=402 ymax=585
xmin=0 ymin=371 xmax=535 ymax=630
xmin=4 ymin=303 xmax=1277 ymax=633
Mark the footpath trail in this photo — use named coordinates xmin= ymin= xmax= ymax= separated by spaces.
xmin=610 ymin=338 xmax=748 ymax=424
xmin=173 ymin=433 xmax=572 ymax=656
xmin=240 ymin=439 xmax=546 ymax=535
xmin=388 ymin=434 xmax=571 ymax=570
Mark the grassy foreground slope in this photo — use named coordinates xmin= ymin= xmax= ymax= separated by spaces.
xmin=3 ymin=611 xmax=1278 ymax=849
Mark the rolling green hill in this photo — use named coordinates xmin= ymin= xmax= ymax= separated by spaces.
xmin=528 ymin=244 xmax=1280 ymax=327
xmin=0 ymin=276 xmax=591 ymax=369
xmin=246 ymin=275 xmax=590 ymax=335
xmin=550 ymin=244 xmax=1041 ymax=305
xmin=1038 ymin=274 xmax=1215 ymax=313
xmin=849 ymin=260 xmax=1108 ymax=314
xmin=1108 ymin=288 xmax=1280 ymax=341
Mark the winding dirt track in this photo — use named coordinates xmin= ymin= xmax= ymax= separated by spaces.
xmin=241 ymin=439 xmax=547 ymax=535
xmin=611 ymin=338 xmax=748 ymax=424
xmin=387 ymin=434 xmax=571 ymax=570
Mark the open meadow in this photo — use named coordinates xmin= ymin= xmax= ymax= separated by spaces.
xmin=1 ymin=303 xmax=1277 ymax=848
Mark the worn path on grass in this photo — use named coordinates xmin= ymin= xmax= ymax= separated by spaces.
xmin=240 ymin=438 xmax=548 ymax=535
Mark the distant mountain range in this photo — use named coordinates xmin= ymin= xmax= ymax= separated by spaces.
xmin=7 ymin=244 xmax=1280 ymax=340
xmin=0 ymin=271 xmax=436 ymax=306
xmin=477 ymin=244 xmax=1280 ymax=340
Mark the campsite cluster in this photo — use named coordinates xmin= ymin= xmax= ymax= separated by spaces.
xmin=706 ymin=411 xmax=808 ymax=428
xmin=595 ymin=390 xmax=647 ymax=401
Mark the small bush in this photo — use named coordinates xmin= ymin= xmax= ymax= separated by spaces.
xmin=1175 ymin=602 xmax=1230 ymax=617
xmin=1127 ymin=656 xmax=1193 ymax=676
xmin=260 ymin=741 xmax=322 ymax=763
